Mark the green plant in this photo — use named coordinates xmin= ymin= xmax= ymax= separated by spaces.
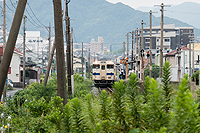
xmin=112 ymin=80 xmax=129 ymax=132
xmin=191 ymin=70 xmax=199 ymax=85
xmin=144 ymin=64 xmax=159 ymax=79
xmin=127 ymin=73 xmax=144 ymax=129
xmin=170 ymin=74 xmax=200 ymax=132
xmin=162 ymin=60 xmax=173 ymax=111
xmin=144 ymin=78 xmax=168 ymax=131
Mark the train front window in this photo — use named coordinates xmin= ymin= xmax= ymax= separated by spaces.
xmin=101 ymin=65 xmax=105 ymax=70
xmin=107 ymin=65 xmax=114 ymax=69
xmin=93 ymin=65 xmax=100 ymax=69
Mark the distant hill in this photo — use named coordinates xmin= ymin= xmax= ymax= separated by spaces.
xmin=136 ymin=2 xmax=200 ymax=29
xmin=2 ymin=0 xmax=200 ymax=51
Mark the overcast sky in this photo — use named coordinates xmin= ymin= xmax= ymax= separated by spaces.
xmin=106 ymin=0 xmax=200 ymax=8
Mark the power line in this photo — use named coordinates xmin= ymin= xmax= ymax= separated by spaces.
xmin=25 ymin=9 xmax=42 ymax=28
xmin=27 ymin=3 xmax=47 ymax=27
xmin=9 ymin=0 xmax=16 ymax=9
xmin=5 ymin=3 xmax=14 ymax=12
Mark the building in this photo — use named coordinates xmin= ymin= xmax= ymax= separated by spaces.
xmin=0 ymin=45 xmax=22 ymax=83
xmin=137 ymin=24 xmax=194 ymax=58
xmin=15 ymin=31 xmax=53 ymax=64
xmin=88 ymin=37 xmax=104 ymax=55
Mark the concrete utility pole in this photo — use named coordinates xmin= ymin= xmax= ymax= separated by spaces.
xmin=3 ymin=0 xmax=6 ymax=101
xmin=65 ymin=0 xmax=72 ymax=95
xmin=37 ymin=37 xmax=39 ymax=64
xmin=140 ymin=20 xmax=146 ymax=80
xmin=123 ymin=41 xmax=125 ymax=58
xmin=44 ymin=40 xmax=55 ymax=86
xmin=193 ymin=42 xmax=194 ymax=75
xmin=71 ymin=27 xmax=73 ymax=74
xmin=48 ymin=22 xmax=51 ymax=59
xmin=155 ymin=3 xmax=170 ymax=78
xmin=189 ymin=33 xmax=194 ymax=78
xmin=131 ymin=30 xmax=134 ymax=70
xmin=22 ymin=16 xmax=26 ymax=89
xmin=136 ymin=28 xmax=139 ymax=78
xmin=82 ymin=42 xmax=83 ymax=77
xmin=189 ymin=40 xmax=191 ymax=78
xmin=88 ymin=48 xmax=90 ymax=79
xmin=149 ymin=10 xmax=157 ymax=78
xmin=94 ymin=52 xmax=95 ymax=62
xmin=53 ymin=0 xmax=67 ymax=104
xmin=0 ymin=0 xmax=27 ymax=100
xmin=126 ymin=33 xmax=129 ymax=58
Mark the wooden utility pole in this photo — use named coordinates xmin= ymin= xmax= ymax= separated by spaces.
xmin=0 ymin=0 xmax=27 ymax=100
xmin=44 ymin=40 xmax=55 ymax=86
xmin=82 ymin=42 xmax=83 ymax=77
xmin=65 ymin=0 xmax=72 ymax=95
xmin=136 ymin=28 xmax=139 ymax=78
xmin=53 ymin=0 xmax=67 ymax=104
xmin=88 ymin=48 xmax=90 ymax=79
xmin=22 ymin=16 xmax=26 ymax=89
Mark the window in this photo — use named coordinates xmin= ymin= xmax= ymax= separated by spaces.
xmin=93 ymin=64 xmax=100 ymax=69
xmin=101 ymin=65 xmax=105 ymax=70
xmin=107 ymin=65 xmax=114 ymax=69
xmin=165 ymin=39 xmax=170 ymax=42
xmin=157 ymin=39 xmax=159 ymax=42
xmin=145 ymin=38 xmax=150 ymax=42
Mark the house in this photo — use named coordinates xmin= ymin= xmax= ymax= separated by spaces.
xmin=0 ymin=45 xmax=22 ymax=84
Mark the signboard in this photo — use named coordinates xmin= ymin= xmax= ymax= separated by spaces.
xmin=8 ymin=67 xmax=11 ymax=74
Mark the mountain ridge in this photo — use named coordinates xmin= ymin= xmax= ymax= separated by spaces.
xmin=1 ymin=0 xmax=199 ymax=50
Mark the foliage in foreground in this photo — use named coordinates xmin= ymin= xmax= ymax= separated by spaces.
xmin=1 ymin=63 xmax=200 ymax=132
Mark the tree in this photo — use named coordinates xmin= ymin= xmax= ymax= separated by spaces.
xmin=144 ymin=64 xmax=159 ymax=79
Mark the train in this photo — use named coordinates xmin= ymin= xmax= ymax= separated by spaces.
xmin=92 ymin=60 xmax=115 ymax=87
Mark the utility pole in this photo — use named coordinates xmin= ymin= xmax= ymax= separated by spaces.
xmin=48 ymin=22 xmax=51 ymax=59
xmin=71 ymin=27 xmax=73 ymax=75
xmin=155 ymin=3 xmax=170 ymax=78
xmin=189 ymin=40 xmax=191 ymax=78
xmin=123 ymin=42 xmax=125 ymax=58
xmin=88 ymin=48 xmax=90 ymax=79
xmin=0 ymin=0 xmax=27 ymax=100
xmin=82 ymin=42 xmax=83 ymax=77
xmin=131 ymin=30 xmax=134 ymax=70
xmin=53 ymin=0 xmax=67 ymax=104
xmin=3 ymin=0 xmax=6 ymax=101
xmin=136 ymin=28 xmax=139 ymax=78
xmin=126 ymin=33 xmax=129 ymax=58
xmin=193 ymin=42 xmax=194 ymax=75
xmin=94 ymin=52 xmax=95 ymax=62
xmin=140 ymin=20 xmax=146 ymax=81
xmin=44 ymin=40 xmax=55 ymax=86
xmin=37 ymin=37 xmax=39 ymax=64
xmin=149 ymin=10 xmax=157 ymax=78
xmin=65 ymin=0 xmax=72 ymax=95
xmin=22 ymin=16 xmax=26 ymax=89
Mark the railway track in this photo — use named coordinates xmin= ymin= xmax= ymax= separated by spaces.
xmin=99 ymin=87 xmax=114 ymax=93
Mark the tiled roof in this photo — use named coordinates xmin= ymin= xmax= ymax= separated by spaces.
xmin=164 ymin=46 xmax=189 ymax=56
xmin=0 ymin=45 xmax=23 ymax=55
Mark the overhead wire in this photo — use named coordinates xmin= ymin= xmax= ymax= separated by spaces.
xmin=27 ymin=3 xmax=47 ymax=27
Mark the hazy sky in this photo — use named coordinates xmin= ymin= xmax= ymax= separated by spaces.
xmin=106 ymin=0 xmax=200 ymax=8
